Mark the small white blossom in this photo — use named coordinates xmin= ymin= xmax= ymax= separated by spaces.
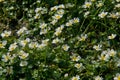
xmin=0 ymin=41 xmax=7 ymax=48
xmin=39 ymin=23 xmax=47 ymax=29
xmin=2 ymin=53 xmax=11 ymax=62
xmin=64 ymin=73 xmax=68 ymax=77
xmin=20 ymin=38 xmax=30 ymax=47
xmin=83 ymin=2 xmax=92 ymax=8
xmin=108 ymin=34 xmax=116 ymax=39
xmin=52 ymin=38 xmax=60 ymax=44
xmin=75 ymin=63 xmax=83 ymax=69
xmin=17 ymin=27 xmax=27 ymax=36
xmin=57 ymin=9 xmax=65 ymax=15
xmin=73 ymin=18 xmax=80 ymax=23
xmin=20 ymin=61 xmax=28 ymax=67
xmin=115 ymin=4 xmax=120 ymax=8
xmin=6 ymin=66 xmax=13 ymax=74
xmin=29 ymin=42 xmax=39 ymax=49
xmin=35 ymin=7 xmax=42 ymax=13
xmin=9 ymin=43 xmax=18 ymax=51
xmin=40 ymin=29 xmax=48 ymax=35
xmin=96 ymin=2 xmax=103 ymax=7
xmin=19 ymin=50 xmax=29 ymax=59
xmin=108 ymin=49 xmax=117 ymax=57
xmin=94 ymin=76 xmax=103 ymax=80
xmin=78 ymin=34 xmax=87 ymax=41
xmin=1 ymin=30 xmax=11 ymax=38
xmin=41 ymin=39 xmax=49 ymax=46
xmin=108 ymin=13 xmax=119 ymax=19
xmin=51 ymin=19 xmax=58 ymax=25
xmin=34 ymin=13 xmax=40 ymax=19
xmin=58 ymin=4 xmax=65 ymax=9
xmin=84 ymin=11 xmax=90 ymax=17
xmin=71 ymin=55 xmax=81 ymax=62
xmin=114 ymin=73 xmax=120 ymax=80
xmin=99 ymin=51 xmax=110 ymax=61
xmin=93 ymin=44 xmax=102 ymax=51
xmin=50 ymin=6 xmax=58 ymax=11
xmin=98 ymin=12 xmax=108 ymax=18
xmin=116 ymin=0 xmax=120 ymax=2
xmin=62 ymin=44 xmax=70 ymax=51
xmin=71 ymin=75 xmax=80 ymax=80
xmin=52 ymin=14 xmax=63 ymax=20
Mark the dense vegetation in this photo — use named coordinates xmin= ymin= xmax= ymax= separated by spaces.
xmin=0 ymin=0 xmax=120 ymax=80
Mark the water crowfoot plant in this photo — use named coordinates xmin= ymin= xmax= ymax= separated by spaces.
xmin=0 ymin=0 xmax=120 ymax=80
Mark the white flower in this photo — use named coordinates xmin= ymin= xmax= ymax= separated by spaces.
xmin=42 ymin=39 xmax=49 ymax=46
xmin=108 ymin=34 xmax=116 ymax=39
xmin=38 ymin=43 xmax=46 ymax=49
xmin=71 ymin=75 xmax=80 ymax=80
xmin=58 ymin=4 xmax=65 ymax=9
xmin=108 ymin=49 xmax=117 ymax=57
xmin=73 ymin=18 xmax=80 ymax=23
xmin=115 ymin=4 xmax=120 ymax=8
xmin=51 ymin=19 xmax=58 ymax=25
xmin=29 ymin=42 xmax=39 ymax=49
xmin=99 ymin=51 xmax=110 ymax=61
xmin=84 ymin=11 xmax=90 ymax=17
xmin=19 ymin=50 xmax=29 ymax=59
xmin=75 ymin=63 xmax=83 ymax=69
xmin=52 ymin=14 xmax=63 ymax=20
xmin=116 ymin=0 xmax=120 ymax=2
xmin=39 ymin=23 xmax=47 ymax=29
xmin=94 ymin=76 xmax=103 ymax=80
xmin=6 ymin=66 xmax=13 ymax=74
xmin=17 ymin=27 xmax=27 ymax=36
xmin=40 ymin=29 xmax=48 ymax=35
xmin=54 ymin=25 xmax=64 ymax=36
xmin=52 ymin=38 xmax=60 ymax=44
xmin=62 ymin=44 xmax=70 ymax=51
xmin=0 ymin=40 xmax=7 ymax=48
xmin=96 ymin=2 xmax=103 ymax=7
xmin=114 ymin=73 xmax=120 ymax=80
xmin=83 ymin=2 xmax=92 ymax=8
xmin=9 ymin=43 xmax=18 ymax=51
xmin=78 ymin=34 xmax=87 ymax=41
xmin=2 ymin=53 xmax=11 ymax=62
xmin=1 ymin=30 xmax=11 ymax=38
xmin=66 ymin=21 xmax=73 ymax=26
xmin=98 ymin=12 xmax=108 ymax=18
xmin=64 ymin=73 xmax=68 ymax=77
xmin=20 ymin=61 xmax=28 ymax=67
xmin=93 ymin=44 xmax=102 ymax=51
xmin=20 ymin=38 xmax=30 ymax=47
xmin=71 ymin=55 xmax=81 ymax=62
xmin=108 ymin=13 xmax=119 ymax=19
xmin=55 ymin=25 xmax=64 ymax=31
xmin=50 ymin=6 xmax=58 ymax=11
xmin=57 ymin=9 xmax=65 ymax=15
xmin=34 ymin=13 xmax=40 ymax=19
xmin=35 ymin=7 xmax=42 ymax=13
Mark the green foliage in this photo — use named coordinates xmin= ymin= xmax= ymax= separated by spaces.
xmin=0 ymin=0 xmax=120 ymax=80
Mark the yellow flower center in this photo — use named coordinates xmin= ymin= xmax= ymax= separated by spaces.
xmin=56 ymin=15 xmax=61 ymax=19
xmin=0 ymin=43 xmax=3 ymax=48
xmin=118 ymin=75 xmax=120 ymax=80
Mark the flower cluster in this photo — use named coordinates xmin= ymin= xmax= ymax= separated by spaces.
xmin=0 ymin=0 xmax=120 ymax=79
